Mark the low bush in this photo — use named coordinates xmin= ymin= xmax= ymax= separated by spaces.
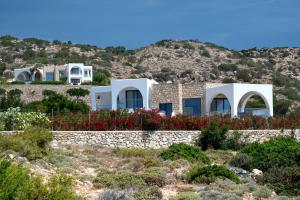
xmin=231 ymin=137 xmax=300 ymax=172
xmin=159 ymin=143 xmax=210 ymax=164
xmin=132 ymin=185 xmax=163 ymax=200
xmin=93 ymin=169 xmax=144 ymax=189
xmin=198 ymin=188 xmax=242 ymax=200
xmin=113 ymin=148 xmax=158 ymax=158
xmin=0 ymin=160 xmax=81 ymax=200
xmin=0 ymin=107 xmax=50 ymax=131
xmin=196 ymin=120 xmax=228 ymax=150
xmin=236 ymin=69 xmax=251 ymax=82
xmin=140 ymin=169 xmax=166 ymax=187
xmin=0 ymin=127 xmax=52 ymax=160
xmin=257 ymin=166 xmax=300 ymax=196
xmin=186 ymin=165 xmax=239 ymax=184
xmin=169 ymin=192 xmax=200 ymax=200
xmin=31 ymin=80 xmax=65 ymax=85
xmin=218 ymin=64 xmax=237 ymax=71
xmin=222 ymin=131 xmax=246 ymax=151
xmin=96 ymin=189 xmax=131 ymax=200
xmin=229 ymin=153 xmax=252 ymax=171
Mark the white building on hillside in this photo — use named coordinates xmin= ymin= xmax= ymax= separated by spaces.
xmin=13 ymin=63 xmax=93 ymax=85
xmin=91 ymin=78 xmax=273 ymax=118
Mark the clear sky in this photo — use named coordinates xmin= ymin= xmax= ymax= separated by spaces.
xmin=0 ymin=0 xmax=299 ymax=50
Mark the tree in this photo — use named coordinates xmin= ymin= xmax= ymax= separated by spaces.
xmin=66 ymin=88 xmax=90 ymax=102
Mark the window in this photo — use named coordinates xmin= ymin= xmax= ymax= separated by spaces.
xmin=211 ymin=98 xmax=231 ymax=114
xmin=159 ymin=103 xmax=173 ymax=116
xmin=59 ymin=70 xmax=65 ymax=78
xmin=70 ymin=67 xmax=80 ymax=75
xmin=183 ymin=98 xmax=201 ymax=116
xmin=45 ymin=72 xmax=54 ymax=81
xmin=84 ymin=70 xmax=90 ymax=77
xmin=126 ymin=90 xmax=143 ymax=109
xmin=71 ymin=78 xmax=80 ymax=85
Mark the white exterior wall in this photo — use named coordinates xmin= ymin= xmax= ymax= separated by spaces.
xmin=206 ymin=83 xmax=273 ymax=117
xmin=66 ymin=63 xmax=93 ymax=85
xmin=91 ymin=78 xmax=158 ymax=111
xmin=91 ymin=79 xmax=273 ymax=118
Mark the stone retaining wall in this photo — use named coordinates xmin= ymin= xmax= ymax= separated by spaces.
xmin=1 ymin=129 xmax=299 ymax=149
xmin=1 ymin=84 xmax=93 ymax=106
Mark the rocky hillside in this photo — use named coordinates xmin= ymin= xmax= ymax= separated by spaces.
xmin=0 ymin=36 xmax=300 ymax=114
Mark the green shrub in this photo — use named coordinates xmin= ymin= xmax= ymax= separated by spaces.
xmin=257 ymin=166 xmax=300 ymax=196
xmin=97 ymin=189 xmax=131 ymax=200
xmin=222 ymin=131 xmax=246 ymax=151
xmin=252 ymin=185 xmax=272 ymax=199
xmin=0 ymin=107 xmax=50 ymax=131
xmin=273 ymin=98 xmax=291 ymax=116
xmin=272 ymin=71 xmax=291 ymax=87
xmin=231 ymin=137 xmax=300 ymax=171
xmin=140 ymin=169 xmax=166 ymax=187
xmin=218 ymin=64 xmax=237 ymax=71
xmin=199 ymin=188 xmax=242 ymax=200
xmin=132 ymin=185 xmax=163 ymax=200
xmin=236 ymin=69 xmax=251 ymax=82
xmin=186 ymin=165 xmax=240 ymax=184
xmin=31 ymin=80 xmax=65 ymax=85
xmin=280 ymin=87 xmax=300 ymax=101
xmin=159 ymin=143 xmax=210 ymax=164
xmin=169 ymin=192 xmax=200 ymax=200
xmin=229 ymin=153 xmax=252 ymax=171
xmin=0 ymin=160 xmax=81 ymax=200
xmin=93 ymin=169 xmax=145 ymax=189
xmin=196 ymin=120 xmax=228 ymax=150
xmin=222 ymin=78 xmax=235 ymax=83
xmin=0 ymin=127 xmax=52 ymax=160
xmin=113 ymin=148 xmax=158 ymax=158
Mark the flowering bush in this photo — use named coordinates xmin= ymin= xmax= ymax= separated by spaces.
xmin=0 ymin=107 xmax=50 ymax=131
xmin=50 ymin=109 xmax=300 ymax=131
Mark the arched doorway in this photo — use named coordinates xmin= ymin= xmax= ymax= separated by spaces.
xmin=238 ymin=92 xmax=270 ymax=117
xmin=34 ymin=71 xmax=42 ymax=81
xmin=209 ymin=93 xmax=231 ymax=117
xmin=17 ymin=71 xmax=31 ymax=82
xmin=117 ymin=87 xmax=143 ymax=110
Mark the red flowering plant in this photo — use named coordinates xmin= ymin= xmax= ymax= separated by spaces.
xmin=50 ymin=109 xmax=300 ymax=131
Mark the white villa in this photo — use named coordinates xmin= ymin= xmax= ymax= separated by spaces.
xmin=91 ymin=78 xmax=273 ymax=118
xmin=14 ymin=63 xmax=93 ymax=85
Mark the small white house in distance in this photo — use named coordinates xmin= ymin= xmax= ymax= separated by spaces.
xmin=91 ymin=78 xmax=273 ymax=118
xmin=65 ymin=63 xmax=93 ymax=85
xmin=13 ymin=63 xmax=93 ymax=85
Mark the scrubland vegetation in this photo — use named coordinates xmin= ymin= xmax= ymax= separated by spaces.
xmin=0 ymin=120 xmax=298 ymax=199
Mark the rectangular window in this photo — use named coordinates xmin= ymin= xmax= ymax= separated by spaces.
xmin=183 ymin=98 xmax=201 ymax=116
xmin=59 ymin=70 xmax=65 ymax=78
xmin=126 ymin=90 xmax=143 ymax=109
xmin=210 ymin=98 xmax=231 ymax=114
xmin=45 ymin=72 xmax=54 ymax=81
xmin=71 ymin=78 xmax=80 ymax=85
xmin=159 ymin=103 xmax=173 ymax=116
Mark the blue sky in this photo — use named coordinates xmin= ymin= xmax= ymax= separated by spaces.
xmin=0 ymin=0 xmax=299 ymax=50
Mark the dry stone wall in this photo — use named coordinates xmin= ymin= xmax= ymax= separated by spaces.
xmin=2 ymin=84 xmax=92 ymax=106
xmin=51 ymin=129 xmax=300 ymax=148
xmin=52 ymin=131 xmax=199 ymax=148
xmin=1 ymin=129 xmax=299 ymax=149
